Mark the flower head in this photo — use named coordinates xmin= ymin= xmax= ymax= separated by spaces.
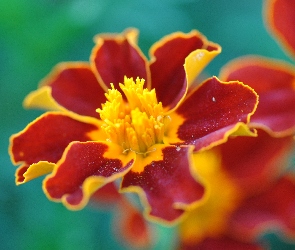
xmin=9 ymin=28 xmax=258 ymax=223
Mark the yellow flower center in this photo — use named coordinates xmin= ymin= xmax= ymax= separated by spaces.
xmin=97 ymin=76 xmax=170 ymax=154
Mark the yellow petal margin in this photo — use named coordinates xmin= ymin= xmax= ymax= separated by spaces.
xmin=93 ymin=28 xmax=140 ymax=45
xmin=23 ymin=86 xmax=64 ymax=111
xmin=165 ymin=116 xmax=257 ymax=153
xmin=16 ymin=161 xmax=55 ymax=185
xmin=184 ymin=47 xmax=221 ymax=87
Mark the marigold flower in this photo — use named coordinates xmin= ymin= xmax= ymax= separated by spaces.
xmin=9 ymin=28 xmax=258 ymax=223
xmin=179 ymin=133 xmax=295 ymax=249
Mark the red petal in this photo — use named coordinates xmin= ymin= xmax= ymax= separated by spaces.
xmin=150 ymin=31 xmax=220 ymax=110
xmin=91 ymin=182 xmax=121 ymax=205
xmin=15 ymin=165 xmax=29 ymax=184
xmin=44 ymin=141 xmax=135 ymax=209
xmin=181 ymin=236 xmax=262 ymax=250
xmin=168 ymin=77 xmax=258 ymax=151
xmin=265 ymin=0 xmax=295 ymax=59
xmin=10 ymin=112 xmax=100 ymax=166
xmin=91 ymin=31 xmax=149 ymax=91
xmin=229 ymin=175 xmax=295 ymax=241
xmin=121 ymin=145 xmax=205 ymax=223
xmin=219 ymin=129 xmax=295 ymax=195
xmin=220 ymin=56 xmax=295 ymax=136
xmin=115 ymin=200 xmax=151 ymax=248
xmin=40 ymin=63 xmax=106 ymax=118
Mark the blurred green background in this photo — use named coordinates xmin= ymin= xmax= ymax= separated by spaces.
xmin=1 ymin=0 xmax=294 ymax=249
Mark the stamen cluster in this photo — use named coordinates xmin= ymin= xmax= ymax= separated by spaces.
xmin=97 ymin=77 xmax=170 ymax=153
